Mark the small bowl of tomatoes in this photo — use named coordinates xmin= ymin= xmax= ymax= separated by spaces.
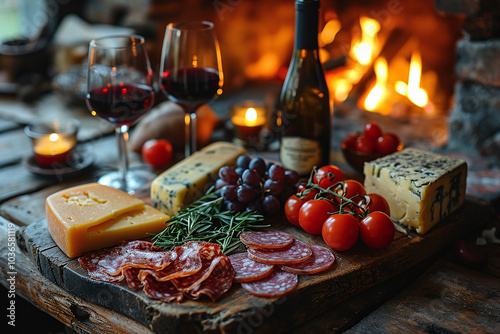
xmin=341 ymin=121 xmax=403 ymax=173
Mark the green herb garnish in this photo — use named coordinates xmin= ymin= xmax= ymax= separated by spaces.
xmin=152 ymin=188 xmax=269 ymax=254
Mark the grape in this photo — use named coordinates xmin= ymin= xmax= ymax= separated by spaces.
xmin=249 ymin=157 xmax=266 ymax=176
xmin=269 ymin=164 xmax=285 ymax=181
xmin=221 ymin=185 xmax=237 ymax=201
xmin=263 ymin=195 xmax=280 ymax=215
xmin=236 ymin=155 xmax=251 ymax=169
xmin=237 ymin=184 xmax=257 ymax=203
xmin=284 ymin=170 xmax=300 ymax=186
xmin=215 ymin=179 xmax=228 ymax=190
xmin=264 ymin=179 xmax=284 ymax=195
xmin=246 ymin=201 xmax=264 ymax=214
xmin=223 ymin=200 xmax=246 ymax=213
xmin=218 ymin=166 xmax=239 ymax=185
xmin=266 ymin=161 xmax=275 ymax=171
xmin=235 ymin=167 xmax=245 ymax=176
xmin=242 ymin=169 xmax=261 ymax=188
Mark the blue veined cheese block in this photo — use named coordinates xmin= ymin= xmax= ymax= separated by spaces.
xmin=363 ymin=148 xmax=467 ymax=234
xmin=151 ymin=142 xmax=246 ymax=216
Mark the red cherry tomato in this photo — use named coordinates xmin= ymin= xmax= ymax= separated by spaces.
xmin=142 ymin=139 xmax=173 ymax=168
xmin=300 ymin=188 xmax=319 ymax=202
xmin=376 ymin=134 xmax=399 ymax=154
xmin=285 ymin=195 xmax=305 ymax=227
xmin=385 ymin=132 xmax=401 ymax=147
xmin=314 ymin=165 xmax=345 ymax=188
xmin=342 ymin=180 xmax=366 ymax=200
xmin=359 ymin=211 xmax=395 ymax=249
xmin=342 ymin=133 xmax=358 ymax=150
xmin=355 ymin=135 xmax=375 ymax=154
xmin=322 ymin=214 xmax=359 ymax=251
xmin=363 ymin=121 xmax=383 ymax=140
xmin=454 ymin=239 xmax=487 ymax=268
xmin=299 ymin=199 xmax=334 ymax=235
xmin=359 ymin=193 xmax=391 ymax=216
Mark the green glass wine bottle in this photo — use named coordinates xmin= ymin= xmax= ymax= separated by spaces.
xmin=277 ymin=0 xmax=331 ymax=175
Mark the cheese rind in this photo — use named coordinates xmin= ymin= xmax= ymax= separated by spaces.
xmin=363 ymin=148 xmax=467 ymax=234
xmin=151 ymin=141 xmax=246 ymax=216
xmin=46 ymin=183 xmax=169 ymax=258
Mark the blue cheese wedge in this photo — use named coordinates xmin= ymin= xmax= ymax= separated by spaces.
xmin=363 ymin=148 xmax=467 ymax=234
xmin=151 ymin=141 xmax=246 ymax=216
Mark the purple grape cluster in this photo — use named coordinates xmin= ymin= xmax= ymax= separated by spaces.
xmin=215 ymin=155 xmax=300 ymax=215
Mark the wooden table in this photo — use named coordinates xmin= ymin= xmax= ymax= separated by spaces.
xmin=1 ymin=93 xmax=499 ymax=334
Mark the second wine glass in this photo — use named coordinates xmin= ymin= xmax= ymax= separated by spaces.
xmin=160 ymin=21 xmax=223 ymax=157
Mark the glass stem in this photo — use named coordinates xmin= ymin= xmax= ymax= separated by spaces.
xmin=184 ymin=112 xmax=197 ymax=157
xmin=116 ymin=125 xmax=130 ymax=183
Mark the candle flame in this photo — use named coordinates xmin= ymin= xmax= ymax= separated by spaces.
xmin=245 ymin=108 xmax=258 ymax=122
xmin=49 ymin=133 xmax=59 ymax=142
xmin=192 ymin=55 xmax=198 ymax=68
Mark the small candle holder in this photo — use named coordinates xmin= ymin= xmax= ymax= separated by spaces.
xmin=25 ymin=119 xmax=79 ymax=168
xmin=230 ymin=100 xmax=268 ymax=148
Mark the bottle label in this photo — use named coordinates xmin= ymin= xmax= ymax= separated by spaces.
xmin=280 ymin=137 xmax=321 ymax=175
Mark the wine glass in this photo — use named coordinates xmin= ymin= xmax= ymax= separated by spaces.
xmin=160 ymin=21 xmax=223 ymax=157
xmin=86 ymin=35 xmax=157 ymax=192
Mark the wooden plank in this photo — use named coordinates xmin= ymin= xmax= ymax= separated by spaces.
xmin=16 ymin=198 xmax=489 ymax=333
xmin=0 ymin=217 xmax=154 ymax=334
xmin=344 ymin=260 xmax=500 ymax=334
xmin=0 ymin=129 xmax=31 ymax=167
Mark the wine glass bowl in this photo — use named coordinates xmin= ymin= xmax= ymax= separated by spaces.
xmin=86 ymin=35 xmax=157 ymax=192
xmin=160 ymin=21 xmax=223 ymax=156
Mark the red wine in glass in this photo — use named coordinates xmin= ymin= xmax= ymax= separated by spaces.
xmin=86 ymin=83 xmax=155 ymax=126
xmin=160 ymin=67 xmax=220 ymax=110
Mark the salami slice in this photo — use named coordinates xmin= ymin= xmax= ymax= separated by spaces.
xmin=185 ymin=255 xmax=235 ymax=301
xmin=241 ymin=268 xmax=297 ymax=298
xmin=122 ymin=267 xmax=143 ymax=290
xmin=139 ymin=241 xmax=210 ymax=282
xmin=229 ymin=252 xmax=274 ymax=282
xmin=280 ymin=245 xmax=335 ymax=275
xmin=143 ymin=276 xmax=184 ymax=303
xmin=79 ymin=240 xmax=174 ymax=282
xmin=247 ymin=239 xmax=312 ymax=265
xmin=240 ymin=231 xmax=294 ymax=249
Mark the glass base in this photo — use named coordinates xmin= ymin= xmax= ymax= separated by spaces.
xmin=98 ymin=170 xmax=157 ymax=193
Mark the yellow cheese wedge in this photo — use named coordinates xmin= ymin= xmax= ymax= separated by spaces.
xmin=151 ymin=141 xmax=246 ymax=216
xmin=46 ymin=183 xmax=168 ymax=258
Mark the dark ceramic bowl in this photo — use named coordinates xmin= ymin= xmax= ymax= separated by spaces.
xmin=341 ymin=143 xmax=404 ymax=174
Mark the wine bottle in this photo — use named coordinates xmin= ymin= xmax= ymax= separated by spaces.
xmin=277 ymin=0 xmax=331 ymax=175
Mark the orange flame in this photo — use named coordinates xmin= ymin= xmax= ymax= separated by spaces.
xmin=364 ymin=57 xmax=387 ymax=112
xmin=394 ymin=50 xmax=428 ymax=108
xmin=351 ymin=18 xmax=380 ymax=66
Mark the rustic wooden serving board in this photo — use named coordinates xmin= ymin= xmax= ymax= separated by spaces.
xmin=16 ymin=197 xmax=486 ymax=334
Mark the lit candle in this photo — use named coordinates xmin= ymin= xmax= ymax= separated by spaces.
xmin=231 ymin=102 xmax=267 ymax=144
xmin=25 ymin=119 xmax=79 ymax=168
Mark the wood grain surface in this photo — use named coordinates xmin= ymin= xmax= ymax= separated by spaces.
xmin=16 ymin=197 xmax=489 ymax=334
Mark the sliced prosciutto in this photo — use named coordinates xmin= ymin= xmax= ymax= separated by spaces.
xmin=78 ymin=240 xmax=174 ymax=282
xmin=240 ymin=231 xmax=294 ymax=249
xmin=247 ymin=239 xmax=312 ymax=265
xmin=229 ymin=252 xmax=274 ymax=282
xmin=241 ymin=268 xmax=298 ymax=298
xmin=280 ymin=245 xmax=335 ymax=275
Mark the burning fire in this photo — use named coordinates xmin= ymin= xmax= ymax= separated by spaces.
xmin=323 ymin=16 xmax=436 ymax=115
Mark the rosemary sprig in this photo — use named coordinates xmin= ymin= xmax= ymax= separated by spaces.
xmin=152 ymin=188 xmax=269 ymax=254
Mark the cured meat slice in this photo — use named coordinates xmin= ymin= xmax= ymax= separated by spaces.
xmin=240 ymin=231 xmax=294 ymax=249
xmin=280 ymin=245 xmax=335 ymax=275
xmin=78 ymin=240 xmax=174 ymax=282
xmin=171 ymin=256 xmax=222 ymax=291
xmin=138 ymin=241 xmax=217 ymax=282
xmin=122 ymin=267 xmax=143 ymax=290
xmin=241 ymin=268 xmax=297 ymax=298
xmin=185 ymin=255 xmax=235 ymax=301
xmin=228 ymin=252 xmax=274 ymax=282
xmin=247 ymin=239 xmax=312 ymax=265
xmin=143 ymin=276 xmax=184 ymax=303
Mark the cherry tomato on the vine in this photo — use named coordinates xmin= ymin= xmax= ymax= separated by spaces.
xmin=359 ymin=211 xmax=395 ymax=249
xmin=285 ymin=195 xmax=304 ymax=227
xmin=299 ymin=199 xmax=334 ymax=235
xmin=342 ymin=180 xmax=366 ymax=200
xmin=142 ymin=139 xmax=173 ymax=168
xmin=322 ymin=214 xmax=359 ymax=251
xmin=359 ymin=193 xmax=390 ymax=216
xmin=314 ymin=165 xmax=345 ymax=189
